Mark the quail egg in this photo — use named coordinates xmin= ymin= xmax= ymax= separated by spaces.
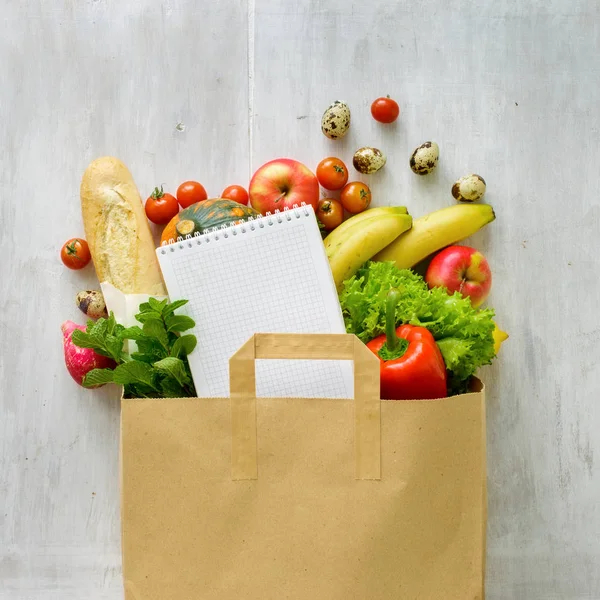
xmin=76 ymin=290 xmax=108 ymax=320
xmin=452 ymin=174 xmax=486 ymax=202
xmin=409 ymin=141 xmax=439 ymax=175
xmin=353 ymin=147 xmax=387 ymax=174
xmin=321 ymin=101 xmax=351 ymax=140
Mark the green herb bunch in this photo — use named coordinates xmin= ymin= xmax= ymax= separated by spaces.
xmin=71 ymin=298 xmax=197 ymax=398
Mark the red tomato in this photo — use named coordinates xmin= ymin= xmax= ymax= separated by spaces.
xmin=371 ymin=96 xmax=400 ymax=123
xmin=316 ymin=157 xmax=349 ymax=191
xmin=340 ymin=182 xmax=372 ymax=214
xmin=316 ymin=199 xmax=344 ymax=230
xmin=221 ymin=185 xmax=249 ymax=205
xmin=61 ymin=238 xmax=91 ymax=270
xmin=145 ymin=186 xmax=179 ymax=224
xmin=176 ymin=181 xmax=208 ymax=208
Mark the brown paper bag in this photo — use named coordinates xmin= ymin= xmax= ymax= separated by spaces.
xmin=121 ymin=333 xmax=486 ymax=600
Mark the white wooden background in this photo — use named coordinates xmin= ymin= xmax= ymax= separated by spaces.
xmin=1 ymin=1 xmax=599 ymax=598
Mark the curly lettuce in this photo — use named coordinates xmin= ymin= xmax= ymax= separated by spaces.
xmin=339 ymin=261 xmax=496 ymax=394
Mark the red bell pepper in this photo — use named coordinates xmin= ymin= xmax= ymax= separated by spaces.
xmin=366 ymin=288 xmax=448 ymax=400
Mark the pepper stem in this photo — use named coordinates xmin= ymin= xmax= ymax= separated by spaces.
xmin=377 ymin=288 xmax=409 ymax=361
xmin=385 ymin=288 xmax=402 ymax=351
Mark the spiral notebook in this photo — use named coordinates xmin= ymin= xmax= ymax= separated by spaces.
xmin=156 ymin=204 xmax=353 ymax=399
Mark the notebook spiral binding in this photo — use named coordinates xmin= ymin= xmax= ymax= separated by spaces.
xmin=159 ymin=203 xmax=312 ymax=254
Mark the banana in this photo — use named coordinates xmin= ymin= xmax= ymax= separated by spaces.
xmin=328 ymin=213 xmax=413 ymax=290
xmin=324 ymin=206 xmax=408 ymax=258
xmin=373 ymin=203 xmax=495 ymax=269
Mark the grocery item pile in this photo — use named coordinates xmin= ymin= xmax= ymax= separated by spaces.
xmin=60 ymin=95 xmax=507 ymax=399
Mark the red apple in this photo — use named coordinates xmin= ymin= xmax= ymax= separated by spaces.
xmin=425 ymin=245 xmax=492 ymax=308
xmin=249 ymin=158 xmax=320 ymax=215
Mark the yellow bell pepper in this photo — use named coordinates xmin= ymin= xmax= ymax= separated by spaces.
xmin=492 ymin=323 xmax=509 ymax=355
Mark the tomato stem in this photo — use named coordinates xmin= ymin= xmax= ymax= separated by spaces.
xmin=151 ymin=185 xmax=165 ymax=199
xmin=66 ymin=241 xmax=79 ymax=255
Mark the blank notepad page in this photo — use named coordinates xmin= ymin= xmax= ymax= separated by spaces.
xmin=156 ymin=206 xmax=353 ymax=399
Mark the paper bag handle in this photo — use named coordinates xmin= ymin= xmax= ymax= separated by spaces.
xmin=229 ymin=333 xmax=381 ymax=481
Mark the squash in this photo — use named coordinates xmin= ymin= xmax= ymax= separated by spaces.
xmin=160 ymin=198 xmax=260 ymax=245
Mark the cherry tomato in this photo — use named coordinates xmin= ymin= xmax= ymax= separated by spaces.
xmin=340 ymin=182 xmax=372 ymax=214
xmin=316 ymin=157 xmax=349 ymax=191
xmin=316 ymin=199 xmax=344 ymax=231
xmin=176 ymin=180 xmax=208 ymax=208
xmin=221 ymin=185 xmax=249 ymax=205
xmin=371 ymin=96 xmax=400 ymax=124
xmin=61 ymin=238 xmax=91 ymax=270
xmin=145 ymin=186 xmax=179 ymax=224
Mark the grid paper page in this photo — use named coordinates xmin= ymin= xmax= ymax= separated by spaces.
xmin=157 ymin=208 xmax=353 ymax=399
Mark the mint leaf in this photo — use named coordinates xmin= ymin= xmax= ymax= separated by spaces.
xmin=105 ymin=334 xmax=125 ymax=361
xmin=130 ymin=352 xmax=156 ymax=364
xmin=89 ymin=316 xmax=109 ymax=339
xmin=159 ymin=376 xmax=186 ymax=398
xmin=124 ymin=382 xmax=157 ymax=398
xmin=135 ymin=311 xmax=163 ymax=324
xmin=71 ymin=328 xmax=103 ymax=350
xmin=121 ymin=326 xmax=145 ymax=340
xmin=153 ymin=357 xmax=191 ymax=387
xmin=143 ymin=319 xmax=169 ymax=350
xmin=138 ymin=302 xmax=153 ymax=313
xmin=149 ymin=297 xmax=168 ymax=312
xmin=166 ymin=314 xmax=195 ymax=333
xmin=83 ymin=368 xmax=115 ymax=388
xmin=112 ymin=322 xmax=125 ymax=339
xmin=163 ymin=299 xmax=189 ymax=318
xmin=135 ymin=336 xmax=166 ymax=359
xmin=104 ymin=313 xmax=120 ymax=336
xmin=112 ymin=361 xmax=158 ymax=389
xmin=71 ymin=329 xmax=114 ymax=359
xmin=170 ymin=334 xmax=197 ymax=357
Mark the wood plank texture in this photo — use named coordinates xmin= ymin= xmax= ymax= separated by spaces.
xmin=1 ymin=0 xmax=599 ymax=598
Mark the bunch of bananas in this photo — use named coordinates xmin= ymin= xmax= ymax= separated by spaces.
xmin=324 ymin=202 xmax=496 ymax=291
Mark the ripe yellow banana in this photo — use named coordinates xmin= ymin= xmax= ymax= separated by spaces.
xmin=373 ymin=203 xmax=495 ymax=269
xmin=324 ymin=206 xmax=408 ymax=258
xmin=328 ymin=213 xmax=413 ymax=290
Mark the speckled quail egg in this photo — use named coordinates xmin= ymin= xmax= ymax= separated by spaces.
xmin=409 ymin=141 xmax=439 ymax=175
xmin=353 ymin=147 xmax=387 ymax=174
xmin=321 ymin=101 xmax=351 ymax=139
xmin=452 ymin=174 xmax=486 ymax=202
xmin=76 ymin=290 xmax=108 ymax=320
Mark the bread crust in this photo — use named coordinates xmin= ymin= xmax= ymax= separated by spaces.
xmin=80 ymin=157 xmax=166 ymax=295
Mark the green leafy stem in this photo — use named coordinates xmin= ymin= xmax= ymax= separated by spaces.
xmin=71 ymin=297 xmax=198 ymax=398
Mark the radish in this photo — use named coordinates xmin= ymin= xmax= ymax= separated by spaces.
xmin=61 ymin=320 xmax=115 ymax=387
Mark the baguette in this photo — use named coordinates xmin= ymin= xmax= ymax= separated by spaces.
xmin=80 ymin=157 xmax=166 ymax=296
